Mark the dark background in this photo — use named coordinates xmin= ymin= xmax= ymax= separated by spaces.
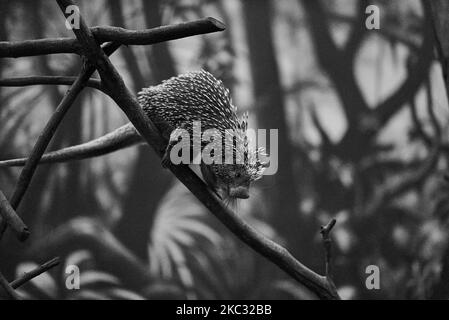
xmin=0 ymin=0 xmax=447 ymax=299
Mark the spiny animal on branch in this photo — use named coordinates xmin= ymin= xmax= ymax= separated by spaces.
xmin=0 ymin=70 xmax=267 ymax=200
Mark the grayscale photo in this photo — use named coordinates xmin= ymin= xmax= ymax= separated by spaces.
xmin=0 ymin=0 xmax=447 ymax=306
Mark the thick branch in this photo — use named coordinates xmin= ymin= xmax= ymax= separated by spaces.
xmin=10 ymin=257 xmax=60 ymax=289
xmin=0 ymin=18 xmax=225 ymax=58
xmin=56 ymin=0 xmax=339 ymax=299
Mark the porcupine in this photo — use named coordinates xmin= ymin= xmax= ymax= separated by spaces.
xmin=0 ymin=70 xmax=266 ymax=200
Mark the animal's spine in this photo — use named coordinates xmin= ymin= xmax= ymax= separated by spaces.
xmin=0 ymin=123 xmax=141 ymax=167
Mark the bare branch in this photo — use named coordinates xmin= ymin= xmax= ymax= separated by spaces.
xmin=10 ymin=257 xmax=60 ymax=289
xmin=0 ymin=190 xmax=29 ymax=241
xmin=0 ymin=123 xmax=142 ymax=167
xmin=0 ymin=18 xmax=225 ymax=58
xmin=320 ymin=218 xmax=336 ymax=280
xmin=0 ymin=76 xmax=104 ymax=93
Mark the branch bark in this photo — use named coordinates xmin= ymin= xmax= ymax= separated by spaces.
xmin=320 ymin=218 xmax=336 ymax=281
xmin=10 ymin=257 xmax=60 ymax=289
xmin=0 ymin=76 xmax=104 ymax=92
xmin=0 ymin=18 xmax=225 ymax=58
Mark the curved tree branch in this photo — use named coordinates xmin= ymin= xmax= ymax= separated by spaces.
xmin=0 ymin=18 xmax=225 ymax=58
xmin=0 ymin=76 xmax=104 ymax=93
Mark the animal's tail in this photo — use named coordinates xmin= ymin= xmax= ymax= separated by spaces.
xmin=0 ymin=123 xmax=142 ymax=167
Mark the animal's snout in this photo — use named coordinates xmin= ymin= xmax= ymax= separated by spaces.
xmin=229 ymin=186 xmax=249 ymax=199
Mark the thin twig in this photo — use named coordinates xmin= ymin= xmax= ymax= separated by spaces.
xmin=0 ymin=18 xmax=225 ymax=58
xmin=0 ymin=190 xmax=29 ymax=241
xmin=10 ymin=257 xmax=60 ymax=289
xmin=0 ymin=76 xmax=104 ymax=93
xmin=55 ymin=0 xmax=340 ymax=299
xmin=320 ymin=218 xmax=336 ymax=280
xmin=0 ymin=271 xmax=21 ymax=300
